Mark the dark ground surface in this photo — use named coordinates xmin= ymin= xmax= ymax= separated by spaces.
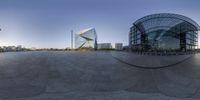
xmin=0 ymin=51 xmax=200 ymax=100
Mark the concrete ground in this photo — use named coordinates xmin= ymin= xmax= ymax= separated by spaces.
xmin=0 ymin=51 xmax=200 ymax=100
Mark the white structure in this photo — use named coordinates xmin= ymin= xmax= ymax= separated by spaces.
xmin=115 ymin=43 xmax=123 ymax=50
xmin=75 ymin=28 xmax=97 ymax=49
xmin=98 ymin=43 xmax=112 ymax=50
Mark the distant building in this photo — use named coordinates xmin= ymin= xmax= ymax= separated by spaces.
xmin=75 ymin=28 xmax=97 ymax=50
xmin=16 ymin=45 xmax=22 ymax=51
xmin=8 ymin=46 xmax=16 ymax=51
xmin=0 ymin=47 xmax=3 ymax=52
xmin=30 ymin=47 xmax=37 ymax=50
xmin=115 ymin=43 xmax=123 ymax=51
xmin=98 ymin=43 xmax=112 ymax=50
xmin=0 ymin=45 xmax=28 ymax=52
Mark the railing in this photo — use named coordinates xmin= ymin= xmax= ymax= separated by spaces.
xmin=126 ymin=49 xmax=200 ymax=56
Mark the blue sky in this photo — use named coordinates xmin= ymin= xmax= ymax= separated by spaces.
xmin=0 ymin=0 xmax=200 ymax=48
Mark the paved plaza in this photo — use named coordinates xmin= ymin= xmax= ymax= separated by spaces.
xmin=0 ymin=51 xmax=200 ymax=100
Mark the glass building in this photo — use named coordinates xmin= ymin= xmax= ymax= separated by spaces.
xmin=129 ymin=13 xmax=200 ymax=51
xmin=75 ymin=28 xmax=97 ymax=50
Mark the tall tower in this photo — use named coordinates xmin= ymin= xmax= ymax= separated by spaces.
xmin=71 ymin=30 xmax=73 ymax=49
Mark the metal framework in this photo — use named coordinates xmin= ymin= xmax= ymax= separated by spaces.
xmin=129 ymin=13 xmax=200 ymax=51
xmin=134 ymin=14 xmax=200 ymax=34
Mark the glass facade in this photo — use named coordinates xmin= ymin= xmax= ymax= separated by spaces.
xmin=129 ymin=13 xmax=199 ymax=51
xmin=75 ymin=28 xmax=97 ymax=49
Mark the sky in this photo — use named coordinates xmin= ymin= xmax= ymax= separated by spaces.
xmin=0 ymin=0 xmax=200 ymax=48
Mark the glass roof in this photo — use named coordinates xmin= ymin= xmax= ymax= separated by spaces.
xmin=133 ymin=13 xmax=200 ymax=33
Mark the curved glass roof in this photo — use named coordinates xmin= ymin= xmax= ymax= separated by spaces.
xmin=133 ymin=13 xmax=200 ymax=33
